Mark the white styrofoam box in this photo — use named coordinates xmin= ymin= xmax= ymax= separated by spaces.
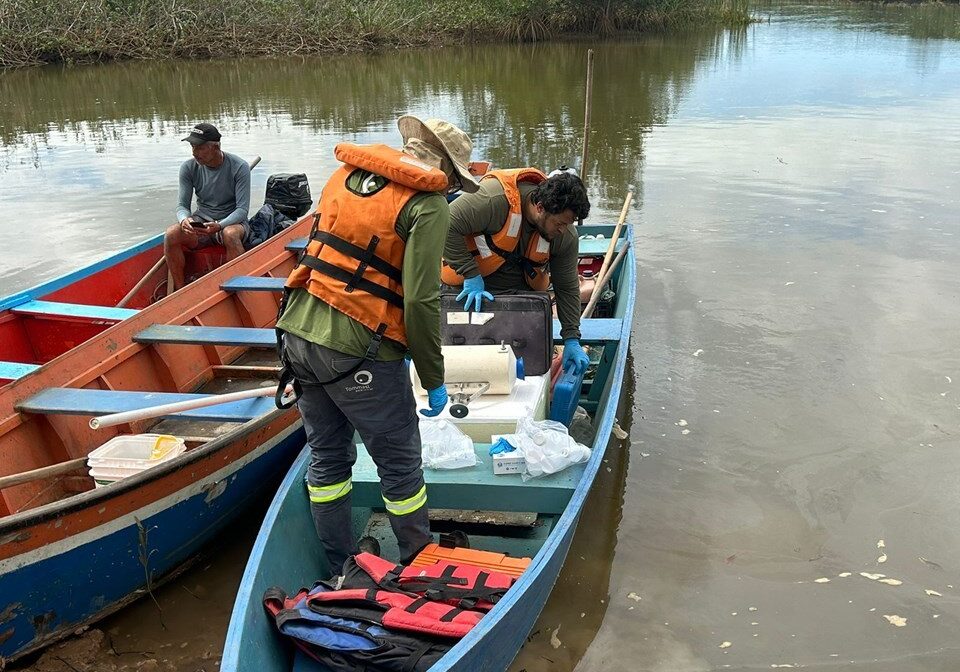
xmin=492 ymin=453 xmax=526 ymax=475
xmin=414 ymin=375 xmax=547 ymax=443
xmin=87 ymin=434 xmax=186 ymax=487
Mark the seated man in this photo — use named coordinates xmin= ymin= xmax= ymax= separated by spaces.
xmin=442 ymin=169 xmax=593 ymax=375
xmin=163 ymin=123 xmax=251 ymax=292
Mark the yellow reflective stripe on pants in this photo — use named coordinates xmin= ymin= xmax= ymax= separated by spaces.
xmin=308 ymin=479 xmax=352 ymax=504
xmin=383 ymin=484 xmax=427 ymax=516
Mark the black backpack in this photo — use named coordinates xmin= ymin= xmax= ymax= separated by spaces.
xmin=265 ymin=173 xmax=312 ymax=219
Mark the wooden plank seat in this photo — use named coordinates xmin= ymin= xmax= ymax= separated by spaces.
xmin=134 ymin=325 xmax=276 ymax=348
xmin=0 ymin=361 xmax=40 ymax=381
xmin=220 ymin=276 xmax=286 ymax=293
xmin=10 ymin=300 xmax=138 ymax=321
xmin=17 ymin=388 xmax=276 ymax=422
xmin=284 ymin=236 xmax=625 ymax=257
xmin=351 ymin=442 xmax=582 ymax=515
xmin=134 ymin=320 xmax=622 ymax=348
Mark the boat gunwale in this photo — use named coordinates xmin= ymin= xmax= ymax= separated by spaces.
xmin=0 ymin=234 xmax=165 ymax=312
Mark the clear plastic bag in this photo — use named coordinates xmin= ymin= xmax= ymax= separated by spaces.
xmin=419 ymin=419 xmax=478 ymax=470
xmin=513 ymin=416 xmax=591 ymax=481
xmin=569 ymin=406 xmax=595 ymax=446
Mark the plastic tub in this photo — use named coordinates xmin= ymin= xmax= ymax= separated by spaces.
xmin=87 ymin=434 xmax=186 ymax=487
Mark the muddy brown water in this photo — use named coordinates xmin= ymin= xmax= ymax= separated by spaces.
xmin=3 ymin=2 xmax=960 ymax=670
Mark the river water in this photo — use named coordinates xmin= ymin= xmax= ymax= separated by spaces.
xmin=3 ymin=3 xmax=960 ymax=671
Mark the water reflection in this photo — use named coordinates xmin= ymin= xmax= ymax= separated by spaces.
xmin=0 ymin=34 xmax=738 ymax=294
xmin=4 ymin=2 xmax=960 ymax=670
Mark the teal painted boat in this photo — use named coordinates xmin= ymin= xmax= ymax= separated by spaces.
xmin=222 ymin=222 xmax=636 ymax=672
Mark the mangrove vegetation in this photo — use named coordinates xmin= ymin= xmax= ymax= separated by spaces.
xmin=0 ymin=0 xmax=751 ymax=68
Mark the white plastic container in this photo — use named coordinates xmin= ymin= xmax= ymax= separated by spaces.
xmin=87 ymin=434 xmax=186 ymax=487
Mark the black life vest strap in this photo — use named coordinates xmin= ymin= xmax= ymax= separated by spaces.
xmin=299 ymin=254 xmax=404 ymax=310
xmin=311 ymin=230 xmax=403 ymax=285
xmin=483 ymin=233 xmax=547 ymax=280
xmin=401 ymin=642 xmax=434 ymax=672
xmin=274 ymin=287 xmax=303 ymax=410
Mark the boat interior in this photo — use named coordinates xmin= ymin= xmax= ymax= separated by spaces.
xmin=0 ymin=239 xmax=233 ymax=385
xmin=0 ymin=227 xmax=305 ymax=518
xmin=224 ymin=222 xmax=632 ymax=672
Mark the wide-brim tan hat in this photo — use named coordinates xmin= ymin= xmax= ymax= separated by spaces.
xmin=398 ymin=115 xmax=479 ymax=193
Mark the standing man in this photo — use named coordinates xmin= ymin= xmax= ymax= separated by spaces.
xmin=442 ymin=170 xmax=592 ymax=375
xmin=164 ymin=123 xmax=251 ymax=292
xmin=276 ymin=116 xmax=478 ymax=573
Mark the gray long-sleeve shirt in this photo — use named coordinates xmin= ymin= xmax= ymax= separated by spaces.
xmin=176 ymin=151 xmax=251 ymax=227
xmin=445 ymin=178 xmax=582 ymax=341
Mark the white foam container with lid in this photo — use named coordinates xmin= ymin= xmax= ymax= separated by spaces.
xmin=414 ymin=375 xmax=548 ymax=443
xmin=87 ymin=434 xmax=186 ymax=487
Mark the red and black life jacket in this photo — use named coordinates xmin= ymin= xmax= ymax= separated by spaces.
xmin=263 ymin=552 xmax=519 ymax=666
xmin=264 ymin=584 xmax=450 ymax=672
xmin=343 ymin=552 xmax=514 ymax=611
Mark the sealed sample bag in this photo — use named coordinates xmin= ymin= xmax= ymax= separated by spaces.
xmin=420 ymin=419 xmax=477 ymax=469
xmin=511 ymin=415 xmax=591 ymax=480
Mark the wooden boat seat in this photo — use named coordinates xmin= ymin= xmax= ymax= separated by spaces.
xmin=135 ymin=325 xmax=275 ymax=348
xmin=134 ymin=320 xmax=623 ymax=347
xmin=11 ymin=300 xmax=138 ymax=322
xmin=351 ymin=442 xmax=582 ymax=515
xmin=16 ymin=388 xmax=276 ymax=422
xmin=220 ymin=276 xmax=286 ymax=292
xmin=0 ymin=361 xmax=40 ymax=382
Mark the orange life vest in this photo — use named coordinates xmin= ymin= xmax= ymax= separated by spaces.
xmin=441 ymin=168 xmax=551 ymax=291
xmin=285 ymin=143 xmax=448 ymax=346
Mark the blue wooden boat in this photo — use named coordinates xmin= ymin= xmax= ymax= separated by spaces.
xmin=0 ymin=223 xmax=318 ymax=664
xmin=220 ymin=221 xmax=636 ymax=672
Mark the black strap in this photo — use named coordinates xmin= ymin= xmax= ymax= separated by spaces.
xmin=405 ymin=597 xmax=430 ymax=614
xmin=366 ymin=587 xmax=379 ymax=601
xmin=299 ymin=255 xmax=404 ymax=310
xmin=312 ymin=231 xmax=403 ymax=285
xmin=401 ymin=642 xmax=434 ymax=672
xmin=483 ymin=233 xmax=546 ymax=280
xmin=275 ymin=324 xmax=386 ymax=406
xmin=438 ymin=607 xmax=463 ymax=623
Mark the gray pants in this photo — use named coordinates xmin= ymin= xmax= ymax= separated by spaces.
xmin=282 ymin=332 xmax=431 ymax=573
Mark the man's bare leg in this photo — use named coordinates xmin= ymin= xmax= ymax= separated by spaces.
xmin=221 ymin=224 xmax=246 ymax=261
xmin=163 ymin=223 xmax=199 ymax=293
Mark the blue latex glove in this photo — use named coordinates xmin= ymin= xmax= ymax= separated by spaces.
xmin=456 ymin=275 xmax=494 ymax=312
xmin=419 ymin=385 xmax=448 ymax=417
xmin=562 ymin=339 xmax=590 ymax=376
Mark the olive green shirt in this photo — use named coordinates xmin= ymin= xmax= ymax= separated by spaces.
xmin=277 ymin=169 xmax=449 ymax=390
xmin=445 ymin=178 xmax=581 ymax=341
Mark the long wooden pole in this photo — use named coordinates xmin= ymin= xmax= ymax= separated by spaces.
xmin=0 ymin=457 xmax=89 ymax=490
xmin=590 ymin=189 xmax=633 ymax=302
xmin=580 ymin=49 xmax=595 ymax=184
xmin=89 ymin=383 xmax=290 ymax=429
xmin=117 ymin=257 xmax=166 ymax=308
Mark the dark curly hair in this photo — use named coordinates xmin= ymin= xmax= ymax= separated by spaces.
xmin=530 ymin=173 xmax=590 ymax=220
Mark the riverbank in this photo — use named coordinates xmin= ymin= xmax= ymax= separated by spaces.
xmin=0 ymin=0 xmax=750 ymax=68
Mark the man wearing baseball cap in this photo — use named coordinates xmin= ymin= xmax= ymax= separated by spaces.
xmin=275 ymin=116 xmax=477 ymax=573
xmin=163 ymin=122 xmax=251 ymax=292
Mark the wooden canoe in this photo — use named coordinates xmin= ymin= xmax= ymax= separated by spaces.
xmin=0 ymin=219 xmax=317 ymax=664
xmin=220 ymin=222 xmax=636 ymax=672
